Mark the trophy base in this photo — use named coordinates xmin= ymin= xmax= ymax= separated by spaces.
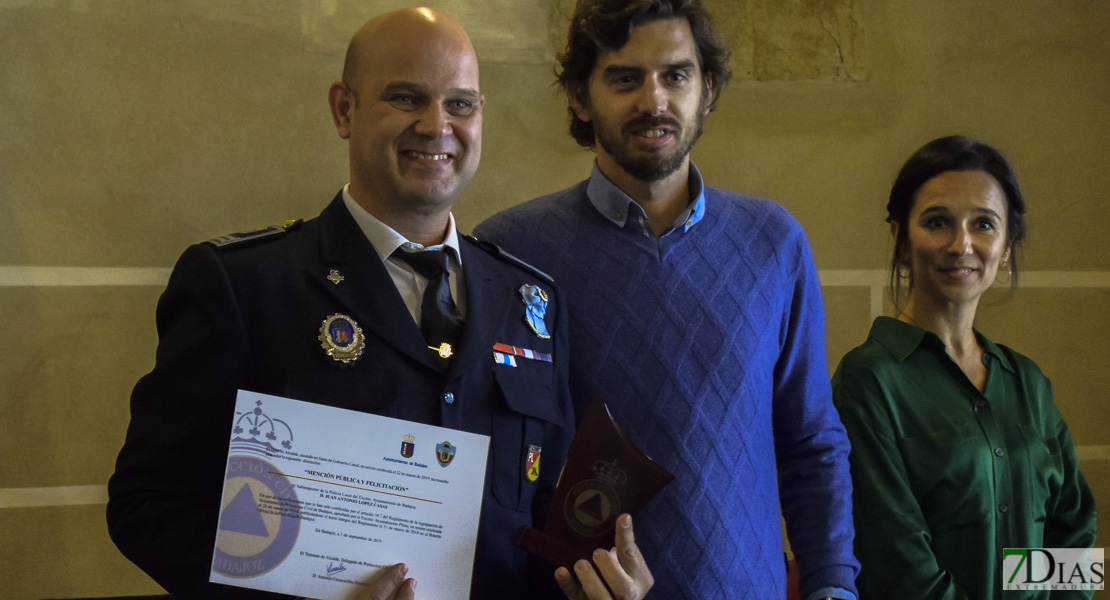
xmin=516 ymin=526 xmax=592 ymax=569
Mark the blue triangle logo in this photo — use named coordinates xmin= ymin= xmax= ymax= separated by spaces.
xmin=219 ymin=483 xmax=270 ymax=537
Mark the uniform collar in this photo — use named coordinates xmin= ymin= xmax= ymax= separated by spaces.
xmin=868 ymin=315 xmax=1015 ymax=373
xmin=341 ymin=183 xmax=462 ymax=266
xmin=585 ymin=161 xmax=706 ymax=233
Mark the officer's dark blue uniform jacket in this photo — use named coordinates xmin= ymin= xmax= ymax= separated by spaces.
xmin=107 ymin=193 xmax=574 ymax=599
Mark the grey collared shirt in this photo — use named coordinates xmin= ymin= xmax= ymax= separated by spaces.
xmin=585 ymin=161 xmax=707 ymax=238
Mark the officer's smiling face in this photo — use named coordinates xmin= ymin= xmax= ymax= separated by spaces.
xmin=336 ymin=14 xmax=483 ymax=219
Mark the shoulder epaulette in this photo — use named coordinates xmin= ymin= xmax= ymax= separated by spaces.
xmin=463 ymin=234 xmax=554 ymax=283
xmin=205 ymin=219 xmax=303 ymax=249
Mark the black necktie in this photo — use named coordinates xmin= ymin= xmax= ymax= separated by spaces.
xmin=394 ymin=249 xmax=463 ymax=360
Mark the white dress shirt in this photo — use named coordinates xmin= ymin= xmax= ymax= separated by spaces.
xmin=341 ymin=184 xmax=466 ymax=325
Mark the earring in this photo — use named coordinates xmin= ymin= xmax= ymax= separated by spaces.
xmin=897 ymin=263 xmax=911 ymax=280
xmin=996 ymin=267 xmax=1012 ymax=285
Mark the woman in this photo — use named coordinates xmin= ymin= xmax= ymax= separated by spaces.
xmin=832 ymin=135 xmax=1097 ymax=599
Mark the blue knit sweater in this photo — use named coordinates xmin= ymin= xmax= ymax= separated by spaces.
xmin=475 ymin=169 xmax=858 ymax=599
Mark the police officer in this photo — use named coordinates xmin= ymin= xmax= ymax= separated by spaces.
xmin=108 ymin=8 xmax=590 ymax=599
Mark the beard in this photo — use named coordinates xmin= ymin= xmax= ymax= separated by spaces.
xmin=594 ymin=111 xmax=705 ymax=183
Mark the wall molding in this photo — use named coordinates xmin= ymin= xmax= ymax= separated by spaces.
xmin=0 ymin=267 xmax=173 ymax=287
xmin=4 ymin=266 xmax=1108 ymax=323
xmin=815 ymin=269 xmax=1110 ymax=321
xmin=4 ymin=446 xmax=1107 ymax=508
xmin=0 ymin=485 xmax=108 ymax=509
xmin=3 ymin=267 xmax=1109 ymax=288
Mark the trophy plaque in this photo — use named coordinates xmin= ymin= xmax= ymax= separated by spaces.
xmin=516 ymin=398 xmax=675 ymax=568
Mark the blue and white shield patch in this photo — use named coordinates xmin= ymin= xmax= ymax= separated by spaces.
xmin=519 ymin=284 xmax=551 ymax=339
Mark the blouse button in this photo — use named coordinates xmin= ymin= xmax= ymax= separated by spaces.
xmin=994 ymin=447 xmax=1005 ymax=457
xmin=974 ymin=398 xmax=986 ymax=408
xmin=999 ymin=503 xmax=1009 ymax=513
xmin=443 ymin=392 xmax=455 ymax=404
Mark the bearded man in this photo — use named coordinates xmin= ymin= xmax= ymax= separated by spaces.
xmin=475 ymin=1 xmax=859 ymax=599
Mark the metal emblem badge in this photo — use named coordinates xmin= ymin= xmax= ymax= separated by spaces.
xmin=436 ymin=441 xmax=456 ymax=467
xmin=519 ymin=284 xmax=551 ymax=339
xmin=429 ymin=342 xmax=454 ymax=359
xmin=524 ymin=445 xmax=542 ymax=482
xmin=401 ymin=434 xmax=415 ymax=459
xmin=326 ymin=269 xmax=345 ymax=285
xmin=318 ymin=313 xmax=365 ymax=365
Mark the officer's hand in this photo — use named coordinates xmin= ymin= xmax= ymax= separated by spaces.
xmin=553 ymin=514 xmax=653 ymax=600
xmin=353 ymin=563 xmax=417 ymax=600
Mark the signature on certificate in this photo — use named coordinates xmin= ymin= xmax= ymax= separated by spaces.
xmin=325 ymin=562 xmax=347 ymax=577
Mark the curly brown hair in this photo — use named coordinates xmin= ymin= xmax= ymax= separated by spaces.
xmin=556 ymin=0 xmax=732 ymax=148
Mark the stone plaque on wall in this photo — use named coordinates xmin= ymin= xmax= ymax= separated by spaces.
xmin=546 ymin=0 xmax=867 ymax=81
xmin=300 ymin=0 xmax=866 ymax=79
xmin=301 ymin=0 xmax=559 ymax=64
xmin=715 ymin=0 xmax=868 ymax=81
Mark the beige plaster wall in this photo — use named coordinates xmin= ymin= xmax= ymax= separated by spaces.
xmin=2 ymin=1 xmax=1106 ymax=597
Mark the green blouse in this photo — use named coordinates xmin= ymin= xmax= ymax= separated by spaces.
xmin=833 ymin=317 xmax=1097 ymax=599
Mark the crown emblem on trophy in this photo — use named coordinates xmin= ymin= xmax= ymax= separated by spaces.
xmin=591 ymin=459 xmax=628 ymax=487
xmin=230 ymin=399 xmax=294 ymax=457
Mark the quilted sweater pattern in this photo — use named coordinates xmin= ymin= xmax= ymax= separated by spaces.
xmin=475 ymin=180 xmax=858 ymax=599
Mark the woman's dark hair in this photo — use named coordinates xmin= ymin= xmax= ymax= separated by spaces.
xmin=556 ymin=0 xmax=732 ymax=148
xmin=887 ymin=135 xmax=1027 ymax=309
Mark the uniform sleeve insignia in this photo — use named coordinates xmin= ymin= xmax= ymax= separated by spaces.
xmin=520 ymin=284 xmax=551 ymax=339
xmin=462 ymin=235 xmax=554 ymax=282
xmin=525 ymin=445 xmax=542 ymax=482
xmin=205 ymin=219 xmax=303 ymax=248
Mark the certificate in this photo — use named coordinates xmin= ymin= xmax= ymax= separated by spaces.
xmin=209 ymin=390 xmax=490 ymax=600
